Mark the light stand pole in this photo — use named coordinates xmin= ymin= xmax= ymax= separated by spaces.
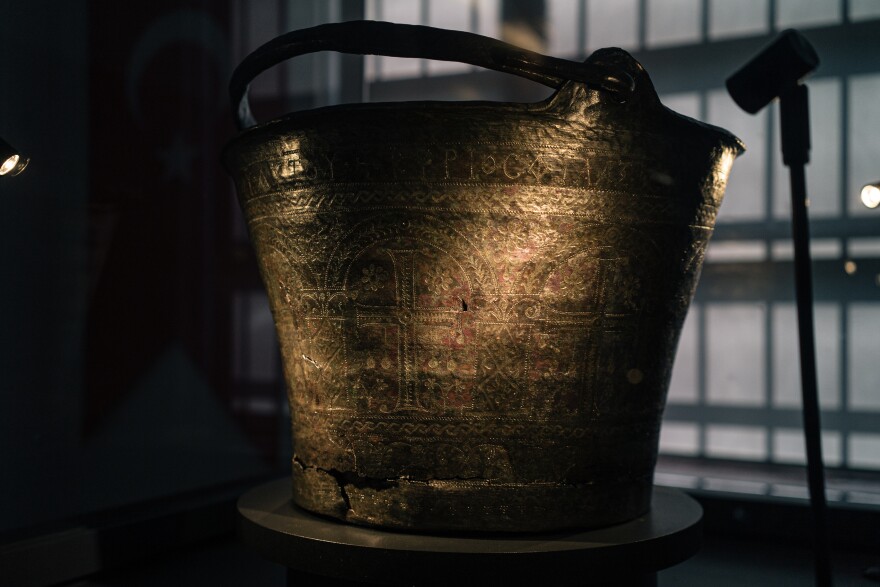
xmin=727 ymin=30 xmax=831 ymax=587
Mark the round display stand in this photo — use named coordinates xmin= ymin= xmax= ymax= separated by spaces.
xmin=238 ymin=479 xmax=701 ymax=586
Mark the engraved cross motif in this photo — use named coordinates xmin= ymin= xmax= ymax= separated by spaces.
xmin=542 ymin=257 xmax=635 ymax=326
xmin=356 ymin=248 xmax=461 ymax=411
xmin=533 ymin=256 xmax=639 ymax=413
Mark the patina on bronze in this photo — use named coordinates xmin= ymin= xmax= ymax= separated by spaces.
xmin=224 ymin=21 xmax=743 ymax=532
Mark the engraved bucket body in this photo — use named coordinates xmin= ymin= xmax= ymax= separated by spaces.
xmin=225 ymin=23 xmax=743 ymax=532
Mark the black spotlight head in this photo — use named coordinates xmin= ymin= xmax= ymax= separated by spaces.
xmin=726 ymin=29 xmax=819 ymax=114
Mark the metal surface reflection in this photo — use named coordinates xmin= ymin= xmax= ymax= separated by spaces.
xmin=225 ymin=22 xmax=742 ymax=532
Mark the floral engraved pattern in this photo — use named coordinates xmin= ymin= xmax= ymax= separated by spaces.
xmin=613 ymin=259 xmax=642 ymax=311
xmin=359 ymin=263 xmax=388 ymax=292
xmin=559 ymin=256 xmax=600 ymax=301
xmin=424 ymin=265 xmax=459 ymax=293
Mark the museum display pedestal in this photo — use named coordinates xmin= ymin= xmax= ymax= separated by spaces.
xmin=238 ymin=479 xmax=702 ymax=586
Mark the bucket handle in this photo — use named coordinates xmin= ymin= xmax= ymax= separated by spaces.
xmin=230 ymin=20 xmax=635 ymax=130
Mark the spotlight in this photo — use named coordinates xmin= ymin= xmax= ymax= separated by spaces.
xmin=0 ymin=136 xmax=29 ymax=177
xmin=861 ymin=182 xmax=880 ymax=209
xmin=726 ymin=29 xmax=818 ymax=115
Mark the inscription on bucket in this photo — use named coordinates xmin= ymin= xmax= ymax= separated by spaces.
xmin=226 ymin=41 xmax=742 ymax=531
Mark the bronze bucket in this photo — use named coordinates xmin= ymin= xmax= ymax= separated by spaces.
xmin=224 ymin=21 xmax=743 ymax=532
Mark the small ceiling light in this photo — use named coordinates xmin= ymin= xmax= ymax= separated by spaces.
xmin=861 ymin=182 xmax=880 ymax=209
xmin=0 ymin=136 xmax=29 ymax=177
